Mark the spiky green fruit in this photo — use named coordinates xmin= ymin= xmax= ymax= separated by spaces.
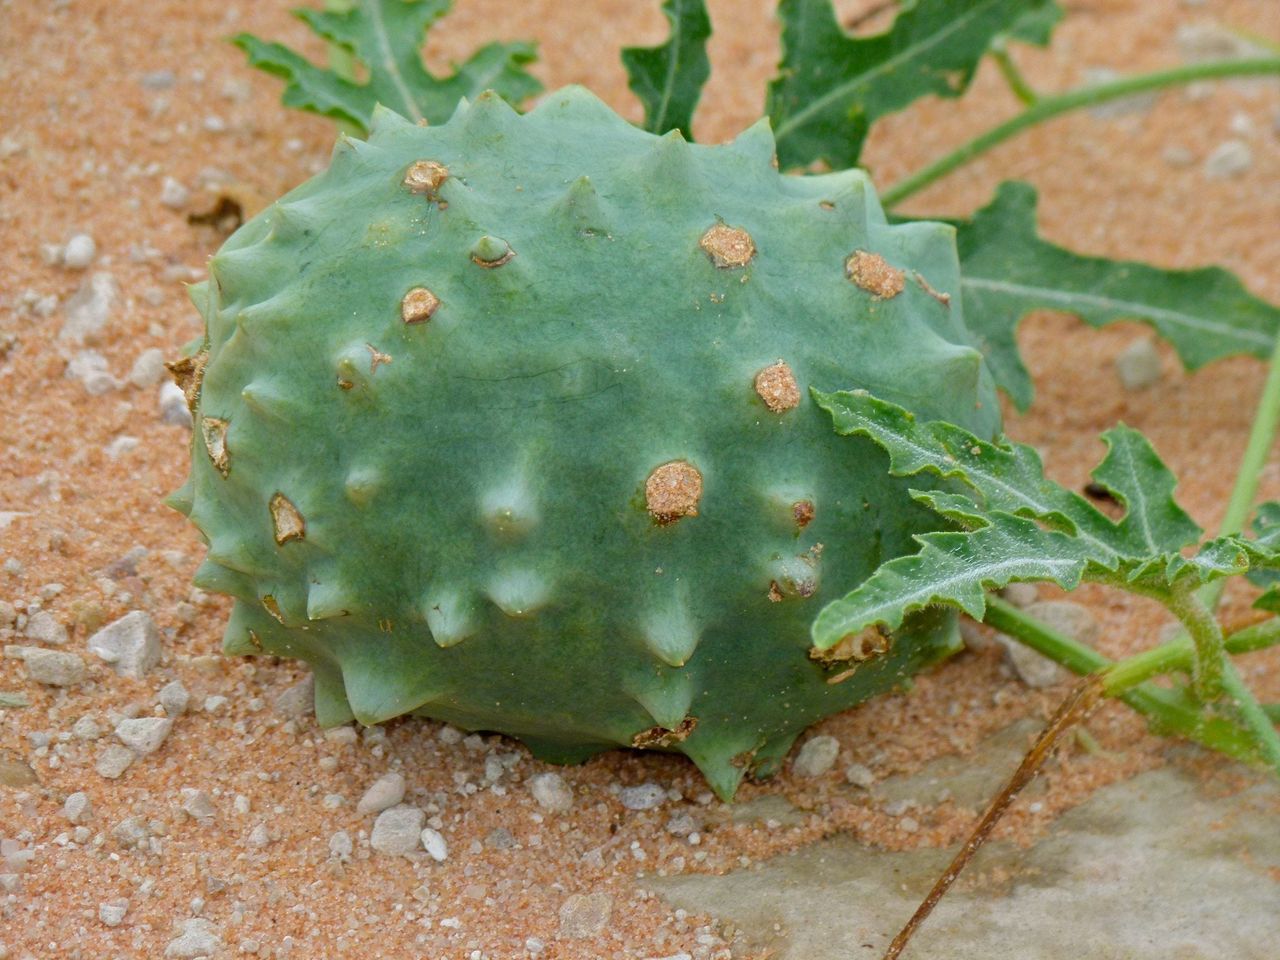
xmin=171 ymin=87 xmax=999 ymax=799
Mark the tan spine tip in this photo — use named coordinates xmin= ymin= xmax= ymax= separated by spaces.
xmin=269 ymin=493 xmax=306 ymax=545
xmin=645 ymin=461 xmax=703 ymax=523
xmin=754 ymin=360 xmax=801 ymax=412
xmin=200 ymin=417 xmax=229 ymax=477
xmin=699 ymin=223 xmax=755 ymax=268
xmin=401 ymin=287 xmax=440 ymax=324
xmin=403 ymin=160 xmax=449 ymax=195
xmin=846 ymin=250 xmax=905 ymax=299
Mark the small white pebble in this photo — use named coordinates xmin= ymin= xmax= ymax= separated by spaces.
xmin=98 ymin=900 xmax=128 ymax=927
xmin=619 ymin=783 xmax=666 ymax=811
xmin=1204 ymin=139 xmax=1253 ymax=179
xmin=844 ymin=763 xmax=876 ymax=789
xmin=203 ymin=695 xmax=229 ymax=714
xmin=180 ymin=788 xmax=216 ymax=820
xmin=96 ymin=744 xmax=134 ymax=780
xmin=246 ymin=823 xmax=270 ymax=847
xmin=528 ymin=772 xmax=573 ymax=814
xmin=63 ymin=234 xmax=97 ymax=270
xmin=114 ymin=717 xmax=173 ymax=755
xmin=357 ymin=772 xmax=406 ymax=815
xmin=159 ymin=176 xmax=190 ymax=210
xmin=64 ymin=792 xmax=93 ymax=824
xmin=420 ymin=828 xmax=448 ymax=863
xmin=158 ymin=680 xmax=190 ymax=717
xmin=793 ymin=735 xmax=840 ymax=778
xmin=128 ymin=348 xmax=167 ymax=388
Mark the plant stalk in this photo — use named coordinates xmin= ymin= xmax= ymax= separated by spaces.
xmin=881 ymin=58 xmax=1280 ymax=208
xmin=1200 ymin=330 xmax=1280 ymax=612
xmin=990 ymin=42 xmax=1038 ymax=106
xmin=982 ymin=598 xmax=1273 ymax=763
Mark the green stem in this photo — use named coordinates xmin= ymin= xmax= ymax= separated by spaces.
xmin=1165 ymin=583 xmax=1227 ymax=700
xmin=990 ymin=42 xmax=1038 ymax=106
xmin=1220 ymin=660 xmax=1280 ymax=774
xmin=881 ymin=58 xmax=1280 ymax=208
xmin=1200 ymin=331 xmax=1280 ymax=612
xmin=982 ymin=597 xmax=1263 ymax=763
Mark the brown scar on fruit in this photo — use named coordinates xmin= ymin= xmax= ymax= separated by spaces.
xmin=247 ymin=630 xmax=263 ymax=652
xmin=914 ymin=271 xmax=952 ymax=307
xmin=632 ymin=717 xmax=698 ymax=748
xmin=699 ymin=223 xmax=755 ymax=268
xmin=201 ymin=417 xmax=230 ymax=477
xmin=403 ymin=160 xmax=449 ymax=196
xmin=645 ymin=460 xmax=703 ymax=523
xmin=754 ymin=360 xmax=801 ymax=412
xmin=269 ymin=493 xmax=306 ymax=545
xmin=792 ymin=500 xmax=815 ymax=528
xmin=809 ymin=625 xmax=891 ymax=666
xmin=401 ymin=287 xmax=440 ymax=324
xmin=262 ymin=595 xmax=285 ymax=624
xmin=767 ymin=582 xmax=784 ymax=603
xmin=166 ymin=351 xmax=208 ymax=414
xmin=367 ymin=344 xmax=393 ymax=372
xmin=845 ymin=250 xmax=905 ymax=299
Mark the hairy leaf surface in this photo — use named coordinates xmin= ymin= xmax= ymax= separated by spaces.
xmin=621 ymin=0 xmax=712 ymax=138
xmin=809 ymin=390 xmax=1274 ymax=648
xmin=233 ymin=0 xmax=541 ymax=134
xmin=954 ymin=182 xmax=1280 ymax=409
xmin=767 ymin=0 xmax=1052 ymax=169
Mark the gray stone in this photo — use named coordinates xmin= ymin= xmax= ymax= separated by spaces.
xmin=792 ymin=735 xmax=840 ymax=778
xmin=96 ymin=742 xmax=135 ymax=778
xmin=128 ymin=347 xmax=167 ymax=388
xmin=23 ymin=649 xmax=86 ymax=687
xmin=62 ymin=234 xmax=97 ymax=270
xmin=164 ymin=918 xmax=222 ymax=958
xmin=114 ymin=716 xmax=172 ymax=755
xmin=158 ymin=381 xmax=192 ymax=427
xmin=421 ymin=827 xmax=448 ymax=862
xmin=88 ymin=611 xmax=161 ymax=678
xmin=1205 ymin=140 xmax=1253 ymax=179
xmin=64 ymin=791 xmax=93 ymax=824
xmin=558 ymin=892 xmax=613 ymax=939
xmin=370 ymin=804 xmax=425 ymax=856
xmin=23 ymin=610 xmax=67 ymax=645
xmin=485 ymin=827 xmax=517 ymax=850
xmin=652 ymin=764 xmax=1280 ymax=959
xmin=72 ymin=716 xmax=102 ymax=740
xmin=180 ymin=788 xmax=215 ymax=820
xmin=158 ymin=680 xmax=190 ymax=717
xmin=999 ymin=583 xmax=1039 ymax=609
xmin=98 ymin=900 xmax=128 ymax=927
xmin=356 ymin=772 xmax=406 ymax=815
xmin=328 ymin=831 xmax=353 ymax=861
xmin=844 ymin=763 xmax=876 ymax=789
xmin=111 ymin=816 xmax=149 ymax=848
xmin=529 ymin=771 xmax=574 ymax=814
xmin=1115 ymin=338 xmax=1162 ymax=391
xmin=246 ymin=823 xmax=270 ymax=847
xmin=159 ymin=177 xmax=190 ymax=210
xmin=273 ymin=673 xmax=314 ymax=718
xmin=66 ymin=350 xmax=119 ymax=395
xmin=619 ymin=782 xmax=666 ymax=811
xmin=60 ymin=272 xmax=118 ymax=343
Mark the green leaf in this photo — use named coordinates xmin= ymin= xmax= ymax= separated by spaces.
xmin=233 ymin=0 xmax=541 ymax=135
xmin=767 ymin=0 xmax=1053 ymax=170
xmin=953 ymin=182 xmax=1280 ymax=409
xmin=1003 ymin=1 xmax=1062 ymax=46
xmin=809 ymin=389 xmax=1215 ymax=647
xmin=621 ymin=0 xmax=712 ymax=138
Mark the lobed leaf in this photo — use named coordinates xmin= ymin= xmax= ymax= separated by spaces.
xmin=953 ymin=182 xmax=1280 ymax=409
xmin=233 ymin=0 xmax=541 ymax=135
xmin=767 ymin=0 xmax=1054 ymax=170
xmin=809 ymin=389 xmax=1221 ymax=648
xmin=621 ymin=0 xmax=712 ymax=138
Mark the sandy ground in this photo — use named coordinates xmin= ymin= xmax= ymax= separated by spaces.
xmin=0 ymin=0 xmax=1278 ymax=957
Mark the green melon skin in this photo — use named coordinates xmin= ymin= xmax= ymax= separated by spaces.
xmin=169 ymin=86 xmax=1001 ymax=800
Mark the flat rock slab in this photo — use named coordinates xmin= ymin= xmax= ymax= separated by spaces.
xmin=652 ymin=764 xmax=1280 ymax=959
